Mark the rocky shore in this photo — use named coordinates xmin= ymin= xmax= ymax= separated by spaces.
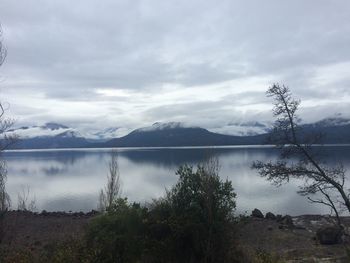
xmin=0 ymin=210 xmax=98 ymax=257
xmin=237 ymin=209 xmax=350 ymax=262
xmin=1 ymin=209 xmax=349 ymax=262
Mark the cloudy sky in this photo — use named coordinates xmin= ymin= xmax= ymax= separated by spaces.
xmin=0 ymin=0 xmax=349 ymax=134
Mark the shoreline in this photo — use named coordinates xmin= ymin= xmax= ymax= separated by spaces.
xmin=1 ymin=210 xmax=349 ymax=262
xmin=4 ymin=143 xmax=350 ymax=152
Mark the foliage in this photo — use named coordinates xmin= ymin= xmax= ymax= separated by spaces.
xmin=0 ymin=248 xmax=35 ymax=263
xmin=87 ymin=198 xmax=146 ymax=263
xmin=0 ymin=158 xmax=237 ymax=263
xmin=254 ymin=250 xmax=283 ymax=263
xmin=157 ymin=162 xmax=236 ymax=263
xmin=39 ymin=238 xmax=94 ymax=263
xmin=85 ymin=158 xmax=237 ymax=263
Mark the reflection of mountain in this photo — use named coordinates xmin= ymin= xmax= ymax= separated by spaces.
xmin=42 ymin=166 xmax=69 ymax=176
xmin=118 ymin=147 xmax=278 ymax=168
xmin=5 ymin=150 xmax=88 ymax=165
xmin=120 ymin=148 xmax=211 ymax=167
xmin=119 ymin=145 xmax=350 ymax=169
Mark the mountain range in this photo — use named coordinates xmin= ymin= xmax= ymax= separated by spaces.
xmin=4 ymin=117 xmax=350 ymax=149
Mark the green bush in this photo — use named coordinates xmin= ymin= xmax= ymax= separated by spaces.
xmin=145 ymin=164 xmax=236 ymax=263
xmin=86 ymin=198 xmax=146 ymax=263
xmin=85 ymin=162 xmax=237 ymax=263
xmin=39 ymin=238 xmax=93 ymax=263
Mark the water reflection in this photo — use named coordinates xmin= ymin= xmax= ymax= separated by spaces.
xmin=3 ymin=146 xmax=350 ymax=215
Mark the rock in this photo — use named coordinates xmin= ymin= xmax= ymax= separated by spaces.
xmin=276 ymin=214 xmax=283 ymax=222
xmin=86 ymin=210 xmax=99 ymax=217
xmin=316 ymin=226 xmax=343 ymax=245
xmin=265 ymin=212 xmax=276 ymax=220
xmin=282 ymin=215 xmax=294 ymax=227
xmin=251 ymin=208 xmax=264 ymax=218
xmin=41 ymin=210 xmax=48 ymax=216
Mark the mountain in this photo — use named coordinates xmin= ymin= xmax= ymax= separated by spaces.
xmin=6 ymin=123 xmax=90 ymax=149
xmin=300 ymin=117 xmax=350 ymax=144
xmin=310 ymin=117 xmax=350 ymax=128
xmin=3 ymin=117 xmax=350 ymax=149
xmin=7 ymin=122 xmax=71 ymax=138
xmin=104 ymin=118 xmax=350 ymax=148
xmin=103 ymin=122 xmax=266 ymax=147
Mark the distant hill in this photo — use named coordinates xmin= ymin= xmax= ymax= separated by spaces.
xmin=103 ymin=119 xmax=350 ymax=148
xmin=301 ymin=118 xmax=350 ymax=144
xmin=5 ymin=123 xmax=90 ymax=149
xmin=103 ymin=122 xmax=267 ymax=147
xmin=3 ymin=118 xmax=350 ymax=149
xmin=11 ymin=136 xmax=90 ymax=149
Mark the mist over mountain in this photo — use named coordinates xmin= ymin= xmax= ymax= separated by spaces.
xmin=3 ymin=116 xmax=349 ymax=150
xmin=6 ymin=123 xmax=89 ymax=149
xmin=209 ymin=121 xmax=271 ymax=136
xmin=103 ymin=122 xmax=266 ymax=147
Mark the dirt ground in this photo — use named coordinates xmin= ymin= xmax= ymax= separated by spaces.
xmin=236 ymin=215 xmax=350 ymax=262
xmin=0 ymin=210 xmax=96 ymax=259
xmin=1 ymin=211 xmax=349 ymax=262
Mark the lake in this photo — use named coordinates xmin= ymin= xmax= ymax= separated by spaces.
xmin=3 ymin=145 xmax=350 ymax=216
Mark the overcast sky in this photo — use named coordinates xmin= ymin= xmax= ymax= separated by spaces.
xmin=0 ymin=0 xmax=349 ymax=133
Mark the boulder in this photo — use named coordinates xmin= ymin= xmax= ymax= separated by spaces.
xmin=41 ymin=210 xmax=48 ymax=216
xmin=316 ymin=226 xmax=343 ymax=245
xmin=251 ymin=208 xmax=264 ymax=218
xmin=265 ymin=212 xmax=276 ymax=220
xmin=276 ymin=214 xmax=283 ymax=222
xmin=282 ymin=215 xmax=294 ymax=227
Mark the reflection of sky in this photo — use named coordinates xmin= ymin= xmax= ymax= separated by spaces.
xmin=3 ymin=146 xmax=350 ymax=215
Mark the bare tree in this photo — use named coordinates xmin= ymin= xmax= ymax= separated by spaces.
xmin=98 ymin=150 xmax=121 ymax=212
xmin=17 ymin=185 xmax=37 ymax=212
xmin=0 ymin=26 xmax=6 ymax=67
xmin=0 ymin=25 xmax=18 ymax=245
xmin=0 ymin=159 xmax=10 ymax=212
xmin=252 ymin=84 xmax=349 ymax=225
xmin=0 ymin=26 xmax=17 ymax=214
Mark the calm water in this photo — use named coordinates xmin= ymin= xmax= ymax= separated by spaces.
xmin=3 ymin=146 xmax=350 ymax=216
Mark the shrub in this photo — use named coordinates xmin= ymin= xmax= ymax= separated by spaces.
xmin=86 ymin=198 xmax=146 ymax=263
xmin=39 ymin=238 xmax=93 ymax=263
xmin=145 ymin=162 xmax=236 ymax=263
xmin=85 ymin=160 xmax=237 ymax=263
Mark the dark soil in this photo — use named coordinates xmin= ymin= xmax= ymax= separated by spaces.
xmin=0 ymin=210 xmax=97 ymax=259
xmin=236 ymin=215 xmax=350 ymax=262
xmin=1 ymin=211 xmax=349 ymax=262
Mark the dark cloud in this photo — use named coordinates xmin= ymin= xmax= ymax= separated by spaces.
xmin=0 ymin=0 xmax=349 ymax=131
